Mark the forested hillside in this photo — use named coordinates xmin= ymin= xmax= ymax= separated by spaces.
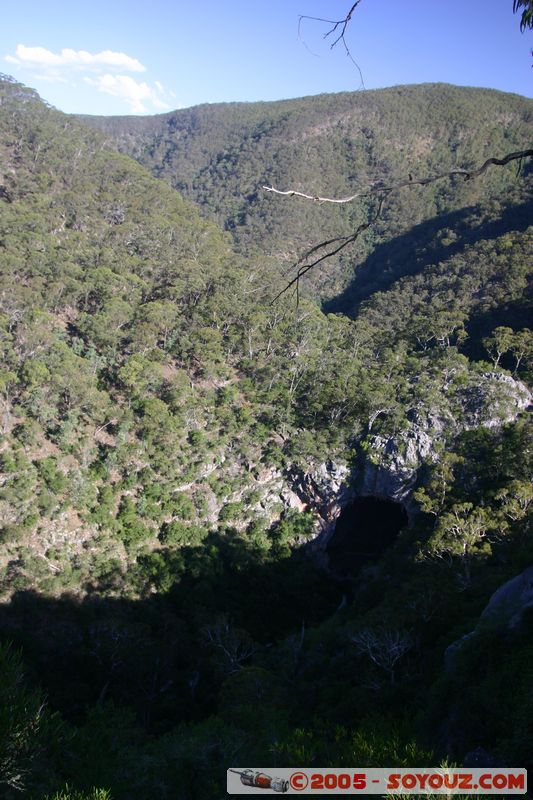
xmin=81 ymin=83 xmax=533 ymax=303
xmin=0 ymin=74 xmax=532 ymax=799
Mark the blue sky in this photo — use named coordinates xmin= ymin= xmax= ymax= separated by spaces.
xmin=1 ymin=1 xmax=531 ymax=115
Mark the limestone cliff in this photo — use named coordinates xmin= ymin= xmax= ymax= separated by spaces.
xmin=282 ymin=372 xmax=531 ymax=542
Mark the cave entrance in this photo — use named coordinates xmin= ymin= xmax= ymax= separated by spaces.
xmin=327 ymin=497 xmax=408 ymax=576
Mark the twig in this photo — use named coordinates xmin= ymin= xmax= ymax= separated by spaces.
xmin=323 ymin=2 xmax=362 ymax=48
xmin=298 ymin=2 xmax=365 ymax=88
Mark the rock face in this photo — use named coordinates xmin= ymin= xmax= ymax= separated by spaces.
xmin=287 ymin=460 xmax=353 ymax=537
xmin=445 ymin=565 xmax=533 ymax=672
xmin=462 ymin=747 xmax=500 ymax=769
xmin=361 ymin=426 xmax=436 ymax=502
xmin=194 ymin=372 xmax=529 ymax=547
xmin=458 ymin=372 xmax=531 ymax=428
xmin=479 ymin=565 xmax=533 ymax=630
xmin=278 ymin=372 xmax=531 ymax=545
xmin=360 ymin=373 xmax=531 ymax=503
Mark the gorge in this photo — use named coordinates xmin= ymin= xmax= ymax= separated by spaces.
xmin=0 ymin=73 xmax=531 ymax=799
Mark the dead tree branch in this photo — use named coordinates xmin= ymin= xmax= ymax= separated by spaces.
xmin=263 ymin=148 xmax=533 ymax=205
xmin=266 ymin=148 xmax=533 ymax=302
xmin=271 ymin=193 xmax=387 ymax=305
xmin=298 ymin=2 xmax=365 ymax=88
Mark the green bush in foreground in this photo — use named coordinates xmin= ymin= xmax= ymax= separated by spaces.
xmin=46 ymin=789 xmax=111 ymax=800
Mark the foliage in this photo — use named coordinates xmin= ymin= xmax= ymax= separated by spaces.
xmin=46 ymin=790 xmax=111 ymax=800
xmin=0 ymin=74 xmax=531 ymax=798
xmin=513 ymin=0 xmax=533 ymax=31
xmin=0 ymin=643 xmax=47 ymax=794
xmin=83 ymin=83 xmax=533 ymax=302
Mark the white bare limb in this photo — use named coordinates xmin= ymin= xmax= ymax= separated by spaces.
xmin=266 ymin=148 xmax=533 ymax=302
xmin=352 ymin=627 xmax=414 ymax=682
xmin=263 ymin=149 xmax=533 ymax=206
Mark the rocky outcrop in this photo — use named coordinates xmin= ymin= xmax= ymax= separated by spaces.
xmin=195 ymin=373 xmax=530 ymax=546
xmin=458 ymin=372 xmax=531 ymax=428
xmin=287 ymin=460 xmax=353 ymax=533
xmin=360 ymin=372 xmax=531 ymax=502
xmin=479 ymin=565 xmax=533 ymax=630
xmin=360 ymin=426 xmax=435 ymax=502
xmin=462 ymin=747 xmax=500 ymax=769
xmin=269 ymin=372 xmax=531 ymax=547
xmin=445 ymin=565 xmax=533 ymax=670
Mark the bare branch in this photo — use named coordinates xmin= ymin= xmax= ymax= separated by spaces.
xmin=202 ymin=616 xmax=258 ymax=674
xmin=263 ymin=148 xmax=533 ymax=205
xmin=351 ymin=626 xmax=414 ymax=683
xmin=270 ymin=193 xmax=388 ymax=304
xmin=266 ymin=148 xmax=533 ymax=302
xmin=298 ymin=2 xmax=365 ymax=88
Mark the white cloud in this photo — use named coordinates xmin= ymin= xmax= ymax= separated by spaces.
xmin=5 ymin=44 xmax=145 ymax=73
xmin=84 ymin=74 xmax=171 ymax=113
xmin=30 ymin=72 xmax=70 ymax=84
xmin=4 ymin=43 xmax=176 ymax=114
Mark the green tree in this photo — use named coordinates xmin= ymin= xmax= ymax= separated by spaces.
xmin=514 ymin=0 xmax=533 ymax=31
xmin=483 ymin=326 xmax=515 ymax=367
xmin=508 ymin=328 xmax=533 ymax=374
xmin=422 ymin=503 xmax=492 ymax=585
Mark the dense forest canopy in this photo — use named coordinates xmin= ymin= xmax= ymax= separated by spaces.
xmin=0 ymin=68 xmax=531 ymax=800
xmin=81 ymin=83 xmax=533 ymax=302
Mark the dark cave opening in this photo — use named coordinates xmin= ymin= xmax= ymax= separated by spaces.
xmin=327 ymin=497 xmax=408 ymax=576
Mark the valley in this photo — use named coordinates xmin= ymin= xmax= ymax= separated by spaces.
xmin=0 ymin=73 xmax=531 ymax=799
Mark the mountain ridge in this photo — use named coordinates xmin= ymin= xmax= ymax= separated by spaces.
xmin=0 ymin=74 xmax=532 ymax=799
xmin=77 ymin=82 xmax=533 ymax=303
xmin=76 ymin=81 xmax=533 ymax=120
